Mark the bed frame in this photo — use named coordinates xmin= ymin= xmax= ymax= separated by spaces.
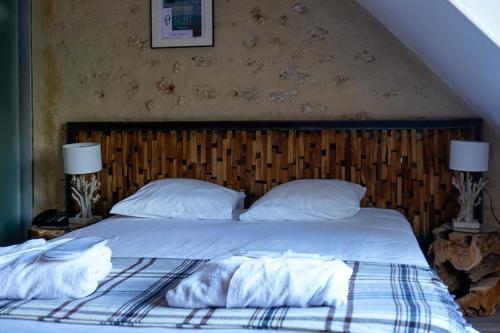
xmin=66 ymin=119 xmax=482 ymax=241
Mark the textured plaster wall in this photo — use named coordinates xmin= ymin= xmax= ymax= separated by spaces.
xmin=33 ymin=0 xmax=499 ymax=223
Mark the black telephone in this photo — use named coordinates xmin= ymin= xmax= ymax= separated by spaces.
xmin=33 ymin=209 xmax=69 ymax=227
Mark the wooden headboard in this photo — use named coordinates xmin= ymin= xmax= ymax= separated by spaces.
xmin=66 ymin=119 xmax=482 ymax=240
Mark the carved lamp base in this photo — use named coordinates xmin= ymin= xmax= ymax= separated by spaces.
xmin=452 ymin=172 xmax=485 ymax=229
xmin=452 ymin=218 xmax=480 ymax=230
xmin=71 ymin=174 xmax=101 ymax=219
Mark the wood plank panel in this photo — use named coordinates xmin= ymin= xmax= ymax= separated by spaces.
xmin=73 ymin=127 xmax=472 ymax=240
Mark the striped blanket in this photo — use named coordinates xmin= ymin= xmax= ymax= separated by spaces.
xmin=0 ymin=257 xmax=476 ymax=333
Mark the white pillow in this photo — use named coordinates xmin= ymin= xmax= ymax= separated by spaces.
xmin=110 ymin=179 xmax=246 ymax=220
xmin=239 ymin=179 xmax=366 ymax=221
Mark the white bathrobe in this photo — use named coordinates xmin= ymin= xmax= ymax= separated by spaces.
xmin=166 ymin=253 xmax=353 ymax=308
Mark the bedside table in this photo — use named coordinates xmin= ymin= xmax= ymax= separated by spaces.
xmin=29 ymin=223 xmax=89 ymax=240
xmin=428 ymin=224 xmax=500 ymax=317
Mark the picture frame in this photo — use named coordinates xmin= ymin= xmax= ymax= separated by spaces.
xmin=151 ymin=0 xmax=214 ymax=48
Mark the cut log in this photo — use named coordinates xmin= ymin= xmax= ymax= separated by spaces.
xmin=468 ymin=255 xmax=500 ymax=283
xmin=429 ymin=225 xmax=500 ymax=317
xmin=431 ymin=226 xmax=500 ymax=271
xmin=434 ymin=263 xmax=467 ymax=294
xmin=456 ymin=277 xmax=500 ymax=317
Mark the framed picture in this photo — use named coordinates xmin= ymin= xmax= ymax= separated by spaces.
xmin=151 ymin=0 xmax=214 ymax=48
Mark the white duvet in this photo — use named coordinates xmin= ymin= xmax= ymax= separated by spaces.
xmin=62 ymin=207 xmax=429 ymax=267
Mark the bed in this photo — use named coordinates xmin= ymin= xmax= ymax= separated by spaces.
xmin=0 ymin=209 xmax=472 ymax=332
xmin=0 ymin=120 xmax=482 ymax=332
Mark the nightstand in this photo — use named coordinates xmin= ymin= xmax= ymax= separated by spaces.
xmin=29 ymin=223 xmax=89 ymax=240
xmin=428 ymin=224 xmax=500 ymax=317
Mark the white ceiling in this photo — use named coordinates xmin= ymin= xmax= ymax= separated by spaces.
xmin=357 ymin=0 xmax=500 ymax=132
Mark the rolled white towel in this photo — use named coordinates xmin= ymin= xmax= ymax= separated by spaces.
xmin=167 ymin=252 xmax=353 ymax=308
xmin=0 ymin=238 xmax=112 ymax=300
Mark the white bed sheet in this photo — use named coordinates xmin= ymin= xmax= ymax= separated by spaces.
xmin=1 ymin=208 xmax=428 ymax=333
xmin=65 ymin=207 xmax=428 ymax=267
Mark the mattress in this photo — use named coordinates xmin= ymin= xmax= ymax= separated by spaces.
xmin=1 ymin=208 xmax=432 ymax=333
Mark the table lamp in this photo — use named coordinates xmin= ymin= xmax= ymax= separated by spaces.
xmin=449 ymin=140 xmax=489 ymax=229
xmin=63 ymin=143 xmax=102 ymax=223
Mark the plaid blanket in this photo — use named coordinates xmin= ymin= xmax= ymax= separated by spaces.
xmin=0 ymin=257 xmax=476 ymax=333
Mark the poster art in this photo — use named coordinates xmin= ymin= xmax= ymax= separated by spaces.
xmin=151 ymin=0 xmax=213 ymax=48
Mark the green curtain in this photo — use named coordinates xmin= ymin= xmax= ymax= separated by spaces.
xmin=0 ymin=0 xmax=21 ymax=245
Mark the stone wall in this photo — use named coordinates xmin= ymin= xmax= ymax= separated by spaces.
xmin=33 ymin=0 xmax=498 ymax=224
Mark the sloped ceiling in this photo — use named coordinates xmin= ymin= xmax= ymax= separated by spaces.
xmin=451 ymin=0 xmax=500 ymax=47
xmin=357 ymin=0 xmax=500 ymax=132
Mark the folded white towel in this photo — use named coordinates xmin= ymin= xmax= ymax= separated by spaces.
xmin=0 ymin=237 xmax=112 ymax=300
xmin=166 ymin=252 xmax=353 ymax=308
xmin=0 ymin=239 xmax=47 ymax=266
xmin=42 ymin=236 xmax=108 ymax=261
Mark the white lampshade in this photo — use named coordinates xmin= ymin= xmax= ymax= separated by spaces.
xmin=63 ymin=143 xmax=102 ymax=175
xmin=449 ymin=140 xmax=489 ymax=172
